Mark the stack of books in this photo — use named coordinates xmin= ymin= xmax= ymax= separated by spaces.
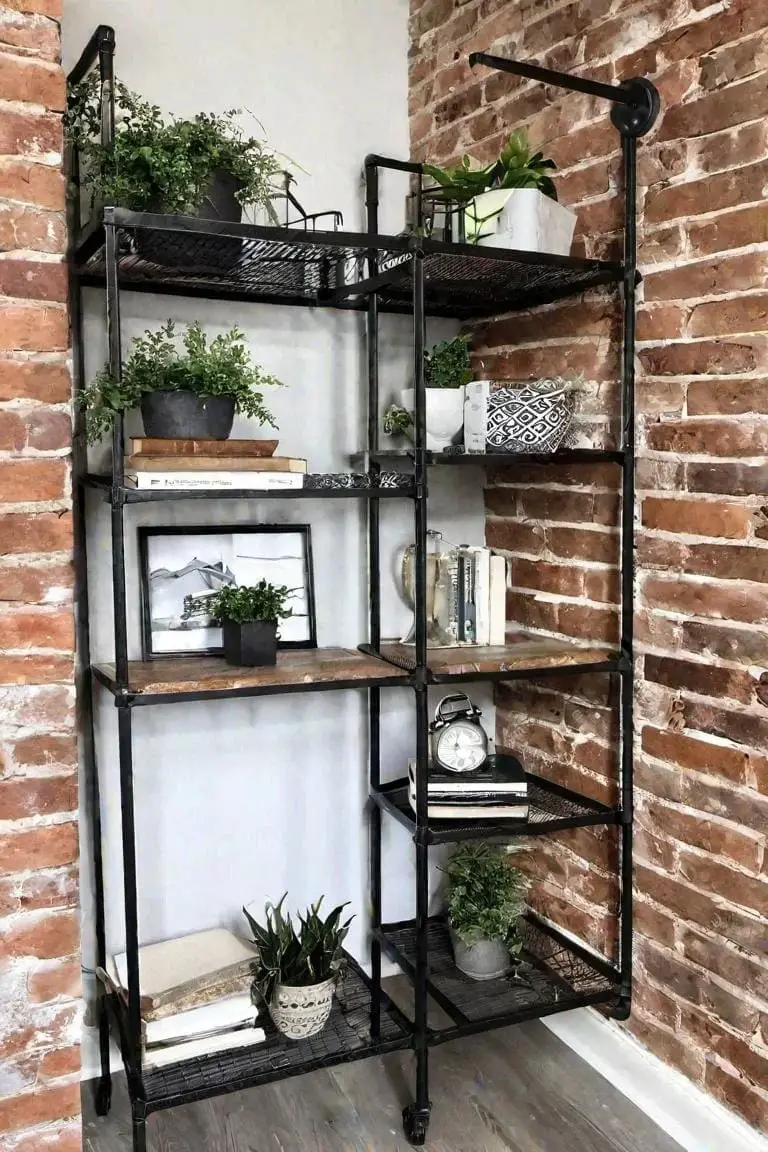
xmin=100 ymin=927 xmax=265 ymax=1068
xmin=124 ymin=438 xmax=306 ymax=491
xmin=408 ymin=753 xmax=529 ymax=821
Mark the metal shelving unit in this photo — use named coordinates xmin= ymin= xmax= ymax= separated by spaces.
xmin=70 ymin=24 xmax=659 ymax=1151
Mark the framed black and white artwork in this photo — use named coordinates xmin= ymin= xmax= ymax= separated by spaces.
xmin=138 ymin=525 xmax=317 ymax=659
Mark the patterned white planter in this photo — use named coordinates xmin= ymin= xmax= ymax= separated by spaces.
xmin=269 ymin=977 xmax=335 ymax=1040
xmin=464 ymin=188 xmax=577 ymax=256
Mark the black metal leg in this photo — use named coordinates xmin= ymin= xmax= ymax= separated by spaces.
xmin=132 ymin=1102 xmax=148 ymax=1152
xmin=94 ymin=1004 xmax=112 ymax=1116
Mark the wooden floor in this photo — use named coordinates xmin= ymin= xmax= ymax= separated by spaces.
xmin=83 ymin=1019 xmax=683 ymax=1152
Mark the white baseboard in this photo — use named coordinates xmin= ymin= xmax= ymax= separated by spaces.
xmin=544 ymin=1008 xmax=768 ymax=1152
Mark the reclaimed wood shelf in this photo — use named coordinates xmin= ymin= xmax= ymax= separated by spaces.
xmin=92 ymin=648 xmax=409 ymax=705
xmin=370 ymin=638 xmax=619 ymax=682
xmin=373 ymin=771 xmax=620 ymax=844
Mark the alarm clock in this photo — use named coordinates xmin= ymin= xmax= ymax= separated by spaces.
xmin=429 ymin=693 xmax=489 ymax=773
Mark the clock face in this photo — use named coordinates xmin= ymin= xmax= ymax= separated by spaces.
xmin=435 ymin=721 xmax=487 ymax=773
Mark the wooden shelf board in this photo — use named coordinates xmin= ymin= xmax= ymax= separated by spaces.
xmin=93 ymin=647 xmax=408 ymax=700
xmin=379 ymin=637 xmax=617 ymax=679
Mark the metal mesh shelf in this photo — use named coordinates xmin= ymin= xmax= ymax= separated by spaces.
xmin=85 ymin=473 xmax=415 ymax=503
xmin=374 ymin=772 xmax=619 ymax=843
xmin=119 ymin=956 xmax=411 ymax=1111
xmin=74 ymin=210 xmax=623 ymax=318
xmin=380 ymin=916 xmax=619 ymax=1040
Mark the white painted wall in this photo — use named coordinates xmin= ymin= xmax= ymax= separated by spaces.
xmin=63 ymin=0 xmax=490 ymax=1033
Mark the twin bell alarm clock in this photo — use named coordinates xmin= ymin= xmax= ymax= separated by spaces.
xmin=429 ymin=693 xmax=489 ymax=773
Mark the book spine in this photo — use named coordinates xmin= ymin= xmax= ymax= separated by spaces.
xmin=127 ymin=472 xmax=304 ymax=491
xmin=463 ymin=380 xmax=489 ymax=453
xmin=468 ymin=547 xmax=491 ymax=647
xmin=125 ymin=456 xmax=306 ymax=474
xmin=489 ymin=553 xmax=507 ymax=647
xmin=131 ymin=438 xmax=278 ymax=458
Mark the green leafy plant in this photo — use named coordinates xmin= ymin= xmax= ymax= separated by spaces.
xmin=425 ymin=334 xmax=473 ymax=389
xmin=66 ymin=74 xmax=284 ymax=216
xmin=383 ymin=403 xmax=413 ymax=437
xmin=80 ymin=320 xmax=282 ymax=443
xmin=194 ymin=581 xmax=293 ymax=626
xmin=443 ymin=843 xmax=529 ymax=954
xmin=244 ymin=895 xmax=354 ymax=1005
xmin=423 ymin=130 xmax=558 ymax=206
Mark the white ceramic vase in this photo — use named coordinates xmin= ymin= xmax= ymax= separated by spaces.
xmin=401 ymin=386 xmax=465 ymax=451
xmin=464 ymin=187 xmax=577 ymax=256
xmin=450 ymin=928 xmax=511 ymax=981
xmin=269 ymin=977 xmax=335 ymax=1040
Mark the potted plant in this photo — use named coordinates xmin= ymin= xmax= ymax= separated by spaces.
xmin=443 ymin=843 xmax=529 ymax=981
xmin=423 ymin=130 xmax=576 ymax=256
xmin=194 ymin=581 xmax=293 ymax=668
xmin=80 ymin=320 xmax=282 ymax=444
xmin=399 ymin=334 xmax=473 ymax=451
xmin=244 ymin=895 xmax=353 ymax=1039
xmin=66 ymin=76 xmax=283 ymax=224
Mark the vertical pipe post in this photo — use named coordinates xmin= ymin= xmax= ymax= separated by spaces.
xmin=117 ymin=706 xmax=142 ymax=1082
xmin=618 ymin=132 xmax=637 ymax=1010
xmin=104 ymin=222 xmax=128 ymax=691
xmin=412 ymin=246 xmax=430 ymax=1116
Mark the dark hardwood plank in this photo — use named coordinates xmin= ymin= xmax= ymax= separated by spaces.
xmin=380 ymin=639 xmax=616 ymax=678
xmin=83 ymin=1018 xmax=683 ymax=1152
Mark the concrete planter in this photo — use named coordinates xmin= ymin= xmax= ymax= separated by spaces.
xmin=465 ymin=188 xmax=577 ymax=256
xmin=450 ymin=927 xmax=511 ymax=981
xmin=401 ymin=387 xmax=465 ymax=451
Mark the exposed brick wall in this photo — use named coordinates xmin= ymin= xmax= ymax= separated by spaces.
xmin=411 ymin=0 xmax=768 ymax=1133
xmin=0 ymin=2 xmax=80 ymax=1149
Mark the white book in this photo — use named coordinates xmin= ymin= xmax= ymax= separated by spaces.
xmin=408 ymin=784 xmax=528 ymax=821
xmin=125 ymin=471 xmax=304 ymax=491
xmin=489 ymin=554 xmax=507 ymax=647
xmin=408 ymin=759 xmax=527 ymax=796
xmin=466 ymin=547 xmax=491 ymax=646
xmin=145 ymin=993 xmax=257 ymax=1049
xmin=113 ymin=929 xmax=258 ymax=1009
xmin=464 ymin=380 xmax=491 ymax=453
xmin=144 ymin=1024 xmax=267 ymax=1069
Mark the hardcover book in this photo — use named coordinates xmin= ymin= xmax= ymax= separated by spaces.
xmin=130 ymin=438 xmax=279 ymax=458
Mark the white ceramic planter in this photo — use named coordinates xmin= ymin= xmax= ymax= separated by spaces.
xmin=450 ymin=927 xmax=511 ymax=981
xmin=401 ymin=386 xmax=465 ymax=452
xmin=269 ymin=977 xmax=335 ymax=1040
xmin=465 ymin=187 xmax=577 ymax=256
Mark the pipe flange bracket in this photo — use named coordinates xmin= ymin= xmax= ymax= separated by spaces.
xmin=611 ymin=78 xmax=661 ymax=137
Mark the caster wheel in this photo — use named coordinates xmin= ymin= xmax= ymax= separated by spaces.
xmin=95 ymin=1076 xmax=112 ymax=1117
xmin=403 ymin=1104 xmax=430 ymax=1146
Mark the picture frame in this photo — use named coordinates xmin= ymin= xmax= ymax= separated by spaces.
xmin=138 ymin=525 xmax=317 ymax=660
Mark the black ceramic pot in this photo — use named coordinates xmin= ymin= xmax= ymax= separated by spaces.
xmin=134 ymin=169 xmax=244 ymax=268
xmin=222 ymin=620 xmax=278 ymax=668
xmin=140 ymin=391 xmax=235 ymax=440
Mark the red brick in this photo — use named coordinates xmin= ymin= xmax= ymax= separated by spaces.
xmin=684 ymin=698 xmax=768 ymax=757
xmin=690 ymin=294 xmax=768 ymax=338
xmin=512 ymin=557 xmax=584 ymax=598
xmin=645 ymin=654 xmax=754 ymax=707
xmin=645 ymin=799 xmax=761 ymax=871
xmin=0 ymin=772 xmax=75 ymax=820
xmin=647 ymin=419 xmax=768 ymax=457
xmin=642 ymin=497 xmax=751 ymax=540
xmin=0 ymin=50 xmax=63 ymax=107
xmin=689 ymin=204 xmax=768 ymax=258
xmin=0 ymin=1083 xmax=80 ymax=1136
xmin=696 ymin=121 xmax=768 ymax=176
xmin=634 ymin=898 xmax=676 ymax=949
xmin=644 ymin=252 xmax=766 ymax=302
xmin=0 ymin=821 xmax=76 ymax=875
xmin=636 ymin=306 xmax=686 ymax=341
xmin=0 ymin=159 xmax=65 ymax=210
xmin=1 ymin=908 xmax=78 ymax=960
xmin=688 ymin=378 xmax=768 ymax=417
xmin=634 ymin=821 xmax=676 ymax=871
xmin=705 ymin=1063 xmax=768 ymax=1131
xmin=660 ymin=74 xmax=768 ymax=142
xmin=4 ymin=1 xmax=63 ymax=15
xmin=0 ymin=458 xmax=66 ymax=502
xmin=641 ymin=576 xmax=768 ymax=625
xmin=474 ymin=298 xmax=618 ymax=347
xmin=0 ymin=864 xmax=77 ymax=916
xmin=0 ymin=610 xmax=72 ymax=649
xmin=700 ymin=32 xmax=768 ymax=92
xmin=0 ymin=654 xmax=72 ymax=683
xmin=638 ymin=340 xmax=760 ymax=376
xmin=632 ymin=979 xmax=679 ymax=1030
xmin=480 ymin=341 xmax=619 ymax=382
xmin=0 ymin=359 xmax=69 ymax=402
xmin=546 ymin=119 xmax=619 ymax=171
xmin=642 ymin=726 xmax=749 ymax=784
xmin=680 ymin=771 xmax=768 ymax=841
xmin=11 ymin=733 xmax=75 ymax=767
xmin=625 ymin=1013 xmax=704 ymax=1083
xmin=0 ymin=511 xmax=71 ymax=554
xmin=639 ymin=225 xmax=685 ymax=265
xmin=546 ymin=526 xmax=617 ymax=564
xmin=26 ymin=956 xmax=80 ymax=1003
xmin=0 ymin=10 xmax=60 ymax=59
xmin=0 ymin=258 xmax=66 ymax=303
xmin=645 ymin=161 xmax=768 ymax=225
xmin=0 ymin=304 xmax=67 ymax=352
xmin=682 ymin=621 xmax=768 ymax=668
xmin=0 ymin=107 xmax=61 ymax=160
xmin=485 ymin=518 xmax=545 ymax=555
xmin=680 ymin=928 xmax=768 ymax=1003
xmin=679 ymin=851 xmax=768 ymax=916
xmin=0 ymin=562 xmax=72 ymax=606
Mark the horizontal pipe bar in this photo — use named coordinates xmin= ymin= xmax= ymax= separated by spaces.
xmin=469 ymin=51 xmax=638 ymax=106
xmin=365 ymin=153 xmax=425 ymax=176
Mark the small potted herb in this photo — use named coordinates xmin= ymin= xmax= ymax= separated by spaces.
xmin=398 ymin=334 xmax=473 ymax=450
xmin=244 ymin=895 xmax=353 ymax=1039
xmin=443 ymin=843 xmax=529 ymax=981
xmin=194 ymin=581 xmax=293 ymax=667
xmin=80 ymin=320 xmax=282 ymax=444
xmin=424 ymin=130 xmax=576 ymax=255
xmin=66 ymin=76 xmax=283 ymax=223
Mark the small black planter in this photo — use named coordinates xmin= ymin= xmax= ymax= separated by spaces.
xmin=140 ymin=391 xmax=235 ymax=440
xmin=222 ymin=619 xmax=278 ymax=667
xmin=134 ymin=169 xmax=244 ymax=268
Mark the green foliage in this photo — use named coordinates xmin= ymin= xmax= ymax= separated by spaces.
xmin=66 ymin=74 xmax=283 ymax=216
xmin=194 ymin=580 xmax=293 ymax=626
xmin=423 ymin=129 xmax=558 ymax=206
xmin=244 ymin=895 xmax=354 ymax=1005
xmin=80 ymin=320 xmax=282 ymax=443
xmin=383 ymin=403 xmax=413 ymax=437
xmin=425 ymin=334 xmax=473 ymax=389
xmin=443 ymin=843 xmax=529 ymax=952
